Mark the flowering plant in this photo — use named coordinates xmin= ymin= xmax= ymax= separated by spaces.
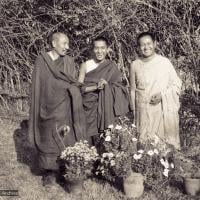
xmin=99 ymin=117 xmax=138 ymax=154
xmin=131 ymin=141 xmax=175 ymax=191
xmin=59 ymin=140 xmax=99 ymax=181
xmin=170 ymin=149 xmax=200 ymax=179
xmin=95 ymin=117 xmax=138 ymax=181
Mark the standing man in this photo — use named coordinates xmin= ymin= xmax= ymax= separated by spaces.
xmin=28 ymin=32 xmax=86 ymax=188
xmin=78 ymin=36 xmax=130 ymax=144
xmin=130 ymin=32 xmax=182 ymax=149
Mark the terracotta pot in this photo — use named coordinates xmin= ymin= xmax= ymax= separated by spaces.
xmin=184 ymin=177 xmax=200 ymax=196
xmin=123 ymin=171 xmax=144 ymax=198
xmin=67 ymin=179 xmax=84 ymax=194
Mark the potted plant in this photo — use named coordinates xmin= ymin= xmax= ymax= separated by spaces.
xmin=172 ymin=150 xmax=200 ymax=196
xmin=131 ymin=141 xmax=175 ymax=196
xmin=59 ymin=140 xmax=99 ymax=193
xmin=95 ymin=117 xmax=140 ymax=198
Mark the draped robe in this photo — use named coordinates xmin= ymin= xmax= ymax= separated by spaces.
xmin=28 ymin=52 xmax=86 ymax=170
xmin=131 ymin=54 xmax=182 ymax=149
xmin=82 ymin=59 xmax=131 ymax=137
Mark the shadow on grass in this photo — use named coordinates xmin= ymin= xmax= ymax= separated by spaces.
xmin=13 ymin=119 xmax=42 ymax=176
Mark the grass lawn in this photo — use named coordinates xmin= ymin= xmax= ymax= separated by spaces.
xmin=0 ymin=116 xmax=198 ymax=200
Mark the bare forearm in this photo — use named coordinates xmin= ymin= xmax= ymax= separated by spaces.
xmin=84 ymin=85 xmax=98 ymax=93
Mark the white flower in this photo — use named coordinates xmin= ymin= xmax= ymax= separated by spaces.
xmin=153 ymin=149 xmax=159 ymax=155
xmin=131 ymin=123 xmax=136 ymax=128
xmin=116 ymin=154 xmax=120 ymax=158
xmin=160 ymin=158 xmax=165 ymax=165
xmin=85 ymin=155 xmax=90 ymax=161
xmin=108 ymin=152 xmax=114 ymax=158
xmin=164 ymin=161 xmax=169 ymax=169
xmin=132 ymin=137 xmax=138 ymax=142
xmin=110 ymin=160 xmax=115 ymax=166
xmin=105 ymin=135 xmax=111 ymax=142
xmin=133 ymin=154 xmax=142 ymax=160
xmin=138 ymin=149 xmax=144 ymax=154
xmin=108 ymin=124 xmax=114 ymax=129
xmin=163 ymin=168 xmax=169 ymax=177
xmin=115 ymin=125 xmax=122 ymax=130
xmin=96 ymin=171 xmax=99 ymax=175
xmin=147 ymin=150 xmax=154 ymax=156
xmin=160 ymin=159 xmax=169 ymax=169
xmin=105 ymin=132 xmax=111 ymax=136
xmin=102 ymin=153 xmax=108 ymax=158
xmin=107 ymin=7 xmax=112 ymax=11
xmin=170 ymin=163 xmax=175 ymax=169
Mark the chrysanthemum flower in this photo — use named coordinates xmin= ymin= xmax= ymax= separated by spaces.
xmin=105 ymin=135 xmax=111 ymax=142
xmin=110 ymin=160 xmax=115 ymax=166
xmin=147 ymin=150 xmax=154 ymax=156
xmin=132 ymin=137 xmax=137 ymax=142
xmin=133 ymin=154 xmax=142 ymax=160
xmin=115 ymin=125 xmax=122 ymax=130
xmin=163 ymin=168 xmax=169 ymax=177
xmin=108 ymin=124 xmax=114 ymax=129
xmin=138 ymin=149 xmax=144 ymax=154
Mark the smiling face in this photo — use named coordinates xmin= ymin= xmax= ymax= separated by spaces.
xmin=138 ymin=35 xmax=156 ymax=58
xmin=93 ymin=40 xmax=108 ymax=62
xmin=52 ymin=34 xmax=69 ymax=56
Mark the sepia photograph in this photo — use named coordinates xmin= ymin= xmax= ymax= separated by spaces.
xmin=0 ymin=0 xmax=200 ymax=199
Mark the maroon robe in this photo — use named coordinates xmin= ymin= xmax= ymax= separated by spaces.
xmin=28 ymin=52 xmax=86 ymax=170
xmin=82 ymin=59 xmax=131 ymax=137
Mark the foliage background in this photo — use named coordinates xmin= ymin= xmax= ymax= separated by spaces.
xmin=0 ymin=0 xmax=200 ymax=96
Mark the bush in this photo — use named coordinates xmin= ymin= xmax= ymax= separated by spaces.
xmin=0 ymin=0 xmax=199 ymax=96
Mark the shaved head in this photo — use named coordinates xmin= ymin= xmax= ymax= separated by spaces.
xmin=51 ymin=32 xmax=69 ymax=43
xmin=50 ymin=32 xmax=70 ymax=56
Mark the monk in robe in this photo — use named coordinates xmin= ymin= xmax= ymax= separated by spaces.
xmin=28 ymin=32 xmax=86 ymax=188
xmin=78 ymin=36 xmax=130 ymax=144
xmin=130 ymin=32 xmax=182 ymax=150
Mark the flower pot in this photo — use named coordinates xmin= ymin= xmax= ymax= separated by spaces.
xmin=66 ymin=179 xmax=84 ymax=194
xmin=123 ymin=171 xmax=144 ymax=198
xmin=184 ymin=177 xmax=200 ymax=196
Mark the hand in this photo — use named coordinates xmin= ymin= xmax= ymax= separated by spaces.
xmin=150 ymin=92 xmax=162 ymax=105
xmin=97 ymin=78 xmax=108 ymax=90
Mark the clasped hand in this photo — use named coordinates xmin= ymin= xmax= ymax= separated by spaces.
xmin=97 ymin=78 xmax=108 ymax=90
xmin=150 ymin=92 xmax=162 ymax=105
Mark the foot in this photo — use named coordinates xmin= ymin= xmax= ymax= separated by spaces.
xmin=42 ymin=171 xmax=58 ymax=186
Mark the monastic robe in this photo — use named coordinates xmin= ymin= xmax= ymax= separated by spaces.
xmin=82 ymin=59 xmax=131 ymax=137
xmin=28 ymin=52 xmax=86 ymax=170
xmin=131 ymin=54 xmax=182 ymax=149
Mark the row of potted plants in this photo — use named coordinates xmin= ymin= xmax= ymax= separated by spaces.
xmin=58 ymin=117 xmax=200 ymax=197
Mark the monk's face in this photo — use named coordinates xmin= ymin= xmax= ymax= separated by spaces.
xmin=93 ymin=40 xmax=108 ymax=62
xmin=53 ymin=35 xmax=69 ymax=56
xmin=138 ymin=36 xmax=156 ymax=58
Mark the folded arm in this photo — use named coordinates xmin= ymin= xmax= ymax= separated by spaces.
xmin=78 ymin=62 xmax=107 ymax=93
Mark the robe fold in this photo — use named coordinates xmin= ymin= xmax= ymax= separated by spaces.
xmin=82 ymin=59 xmax=131 ymax=137
xmin=28 ymin=52 xmax=86 ymax=170
xmin=132 ymin=54 xmax=182 ymax=149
